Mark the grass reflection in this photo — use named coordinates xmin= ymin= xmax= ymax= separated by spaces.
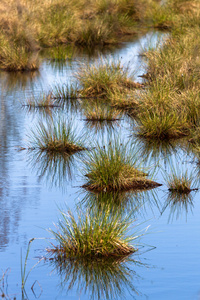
xmin=49 ymin=254 xmax=144 ymax=300
xmin=133 ymin=136 xmax=183 ymax=165
xmin=80 ymin=188 xmax=162 ymax=216
xmin=84 ymin=118 xmax=121 ymax=135
xmin=22 ymin=103 xmax=58 ymax=120
xmin=161 ymin=191 xmax=195 ymax=222
xmin=27 ymin=149 xmax=81 ymax=189
xmin=0 ymin=70 xmax=41 ymax=93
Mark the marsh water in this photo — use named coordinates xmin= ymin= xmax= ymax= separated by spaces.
xmin=0 ymin=31 xmax=200 ymax=300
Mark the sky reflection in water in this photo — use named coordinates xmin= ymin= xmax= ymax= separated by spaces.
xmin=0 ymin=31 xmax=200 ymax=300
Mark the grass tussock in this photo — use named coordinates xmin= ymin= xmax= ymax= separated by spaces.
xmin=136 ymin=110 xmax=188 ymax=140
xmin=133 ymin=0 xmax=200 ymax=141
xmin=163 ymin=164 xmax=198 ymax=193
xmin=48 ymin=205 xmax=146 ymax=258
xmin=82 ymin=100 xmax=122 ymax=121
xmin=76 ymin=57 xmax=140 ymax=98
xmin=29 ymin=119 xmax=86 ymax=153
xmin=82 ymin=140 xmax=161 ymax=192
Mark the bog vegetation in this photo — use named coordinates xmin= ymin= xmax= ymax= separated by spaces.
xmin=48 ymin=206 xmax=144 ymax=258
xmin=29 ymin=119 xmax=86 ymax=153
xmin=82 ymin=141 xmax=161 ymax=191
xmin=1 ymin=0 xmax=199 ymax=71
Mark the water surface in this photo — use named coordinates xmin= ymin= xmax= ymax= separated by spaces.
xmin=0 ymin=31 xmax=200 ymax=300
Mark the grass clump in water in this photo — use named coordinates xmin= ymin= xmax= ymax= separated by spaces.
xmin=136 ymin=110 xmax=188 ymax=140
xmin=29 ymin=119 xmax=85 ymax=153
xmin=82 ymin=140 xmax=161 ymax=192
xmin=48 ymin=205 xmax=145 ymax=258
xmin=163 ymin=164 xmax=198 ymax=193
xmin=76 ymin=57 xmax=140 ymax=98
xmin=134 ymin=80 xmax=189 ymax=140
xmin=82 ymin=100 xmax=122 ymax=121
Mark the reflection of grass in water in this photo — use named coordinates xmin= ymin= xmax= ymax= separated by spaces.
xmin=22 ymin=103 xmax=57 ymax=120
xmin=22 ymin=92 xmax=59 ymax=108
xmin=161 ymin=191 xmax=195 ymax=222
xmin=80 ymin=189 xmax=161 ymax=216
xmin=134 ymin=136 xmax=182 ymax=164
xmin=84 ymin=118 xmax=120 ymax=135
xmin=44 ymin=45 xmax=77 ymax=62
xmin=28 ymin=119 xmax=86 ymax=153
xmin=0 ymin=70 xmax=40 ymax=92
xmin=49 ymin=254 xmax=144 ymax=300
xmin=48 ymin=205 xmax=149 ymax=258
xmin=27 ymin=150 xmax=79 ymax=188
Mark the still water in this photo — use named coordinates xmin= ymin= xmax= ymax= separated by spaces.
xmin=0 ymin=31 xmax=200 ymax=300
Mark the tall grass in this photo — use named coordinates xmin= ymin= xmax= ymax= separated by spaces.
xmin=82 ymin=140 xmax=161 ymax=191
xmin=48 ymin=205 xmax=148 ymax=258
xmin=29 ymin=119 xmax=86 ymax=153
xmin=0 ymin=0 xmax=158 ymax=51
xmin=1 ymin=0 xmax=199 ymax=71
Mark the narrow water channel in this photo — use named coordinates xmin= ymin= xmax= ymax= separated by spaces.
xmin=0 ymin=31 xmax=200 ymax=300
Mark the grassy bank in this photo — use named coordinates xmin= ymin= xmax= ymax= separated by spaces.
xmin=0 ymin=0 xmax=191 ymax=71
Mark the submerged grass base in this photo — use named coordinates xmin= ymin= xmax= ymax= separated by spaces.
xmin=83 ymin=177 xmax=161 ymax=192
